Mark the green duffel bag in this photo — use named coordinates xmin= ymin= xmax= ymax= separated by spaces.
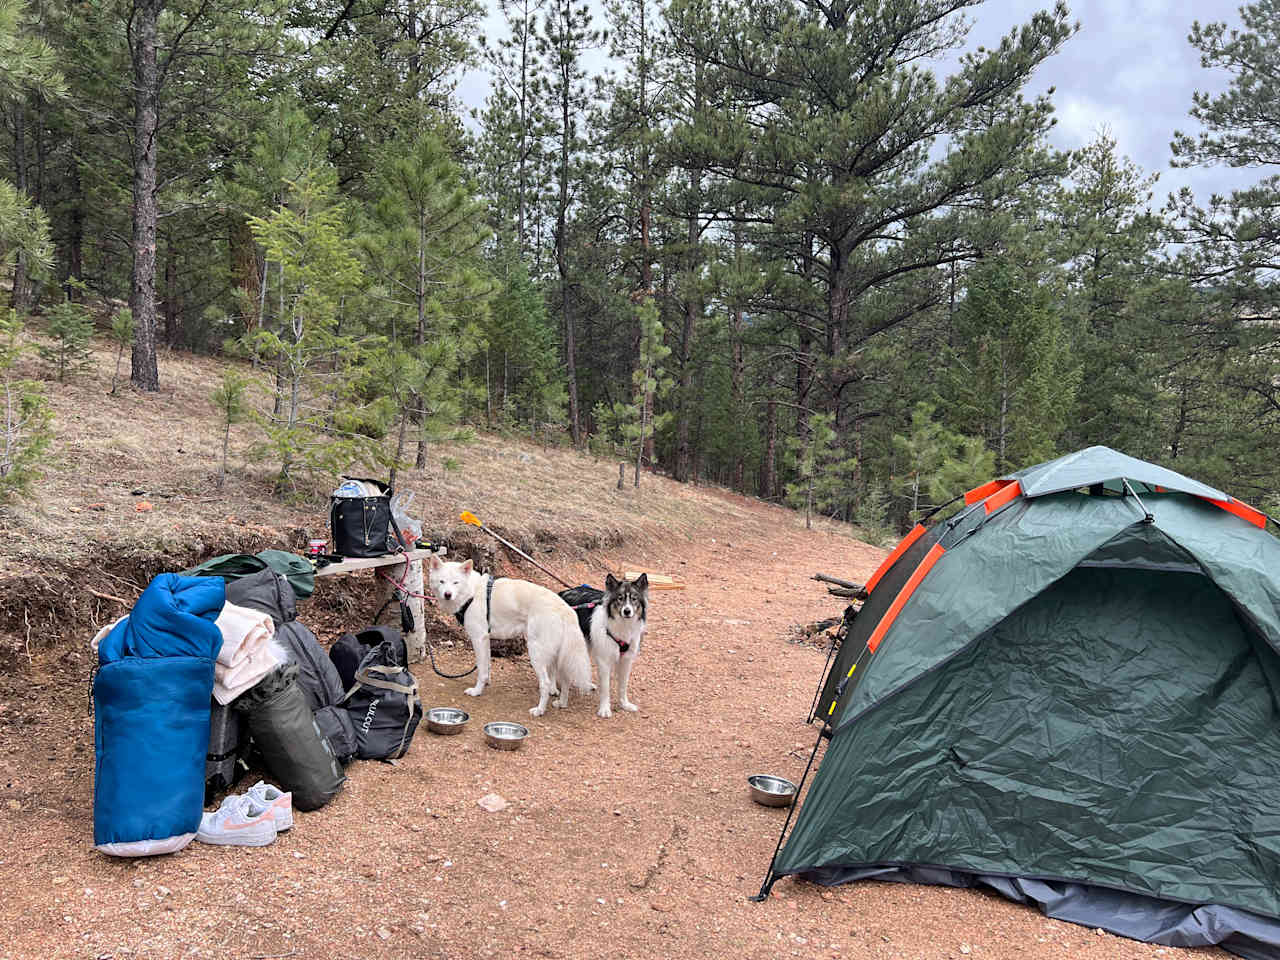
xmin=234 ymin=664 xmax=345 ymax=811
xmin=184 ymin=549 xmax=316 ymax=599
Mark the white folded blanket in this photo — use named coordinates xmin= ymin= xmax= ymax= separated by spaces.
xmin=213 ymin=601 xmax=279 ymax=704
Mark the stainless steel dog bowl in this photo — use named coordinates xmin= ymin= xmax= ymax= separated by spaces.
xmin=483 ymin=721 xmax=529 ymax=751
xmin=426 ymin=707 xmax=470 ymax=735
xmin=748 ymin=774 xmax=797 ymax=808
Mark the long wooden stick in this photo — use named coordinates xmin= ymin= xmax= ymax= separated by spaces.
xmin=811 ymin=573 xmax=862 ymax=590
xmin=460 ymin=511 xmax=574 ymax=589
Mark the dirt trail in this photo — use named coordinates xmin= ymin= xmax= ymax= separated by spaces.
xmin=0 ymin=493 xmax=1224 ymax=960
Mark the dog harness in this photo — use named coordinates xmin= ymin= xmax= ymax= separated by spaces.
xmin=606 ymin=628 xmax=631 ymax=655
xmin=454 ymin=575 xmax=495 ymax=633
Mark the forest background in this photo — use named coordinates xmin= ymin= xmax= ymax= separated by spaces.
xmin=1 ymin=0 xmax=1279 ymax=536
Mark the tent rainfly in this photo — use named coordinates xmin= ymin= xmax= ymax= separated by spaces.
xmin=760 ymin=447 xmax=1280 ymax=960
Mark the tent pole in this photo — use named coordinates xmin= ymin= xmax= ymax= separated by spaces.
xmin=921 ymin=492 xmax=963 ymax=522
xmin=807 ymin=631 xmax=841 ymax=724
xmin=807 ymin=607 xmax=854 ymax=723
xmin=1121 ymin=478 xmax=1155 ymax=524
xmin=749 ymin=722 xmax=828 ymax=902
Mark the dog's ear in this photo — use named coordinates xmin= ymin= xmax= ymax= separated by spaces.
xmin=462 ymin=558 xmax=473 ymax=574
xmin=635 ymin=573 xmax=648 ymax=592
xmin=605 ymin=572 xmax=620 ymax=592
xmin=428 ymin=554 xmax=442 ymax=570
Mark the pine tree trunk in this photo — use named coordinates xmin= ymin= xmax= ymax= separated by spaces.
xmin=34 ymin=93 xmax=44 ymax=206
xmin=390 ymin=407 xmax=409 ymax=489
xmin=163 ymin=236 xmax=180 ymax=347
xmin=129 ymin=0 xmax=162 ymax=392
xmin=674 ymin=207 xmax=698 ymax=483
xmin=557 ymin=89 xmax=581 ymax=447
xmin=516 ymin=4 xmax=531 ymax=255
xmin=67 ymin=167 xmax=84 ymax=293
xmin=11 ymin=102 xmax=29 ymax=314
xmin=674 ymin=294 xmax=696 ymax=482
xmin=230 ymin=215 xmax=261 ymax=335
xmin=762 ymin=398 xmax=778 ymax=501
xmin=414 ymin=207 xmax=428 ymax=468
xmin=272 ymin=261 xmax=285 ymax=417
xmin=635 ymin=3 xmax=658 ymax=469
xmin=730 ymin=218 xmax=745 ymax=492
xmin=218 ymin=421 xmax=230 ymax=489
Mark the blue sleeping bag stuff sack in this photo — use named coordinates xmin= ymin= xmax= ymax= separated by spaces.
xmin=93 ymin=573 xmax=225 ymax=857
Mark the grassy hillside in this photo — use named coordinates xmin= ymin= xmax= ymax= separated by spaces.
xmin=0 ymin=334 xmax=862 ymax=657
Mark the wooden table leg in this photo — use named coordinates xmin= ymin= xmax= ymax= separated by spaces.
xmin=379 ymin=556 xmax=427 ymax=664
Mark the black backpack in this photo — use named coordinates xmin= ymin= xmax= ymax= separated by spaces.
xmin=330 ymin=625 xmax=405 ymax=691
xmin=334 ymin=627 xmax=421 ymax=760
xmin=559 ymin=585 xmax=603 ymax=641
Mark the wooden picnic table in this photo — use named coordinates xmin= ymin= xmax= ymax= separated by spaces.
xmin=314 ymin=548 xmax=441 ymax=663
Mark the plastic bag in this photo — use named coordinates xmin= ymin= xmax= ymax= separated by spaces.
xmin=389 ymin=491 xmax=421 ymax=547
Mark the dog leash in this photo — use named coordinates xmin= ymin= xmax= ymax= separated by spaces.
xmin=371 ymin=570 xmax=479 ymax=681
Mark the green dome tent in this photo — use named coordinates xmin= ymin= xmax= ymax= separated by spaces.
xmin=762 ymin=447 xmax=1280 ymax=958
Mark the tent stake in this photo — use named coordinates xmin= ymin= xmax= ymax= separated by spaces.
xmin=750 ymin=722 xmax=828 ymax=902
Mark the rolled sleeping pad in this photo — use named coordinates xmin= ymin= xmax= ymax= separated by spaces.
xmin=234 ymin=664 xmax=345 ymax=811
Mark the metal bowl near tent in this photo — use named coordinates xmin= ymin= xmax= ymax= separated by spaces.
xmin=748 ymin=774 xmax=797 ymax=807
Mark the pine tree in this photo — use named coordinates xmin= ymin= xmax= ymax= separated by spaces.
xmin=891 ymin=401 xmax=994 ymax=522
xmin=211 ymin=371 xmax=248 ymax=489
xmin=478 ymin=0 xmax=550 ymax=255
xmin=538 ymin=0 xmax=602 ymax=446
xmin=0 ymin=0 xmax=64 ymax=313
xmin=247 ymin=168 xmax=371 ymax=493
xmin=945 ymin=253 xmax=1080 ymax=473
xmin=1167 ymin=0 xmax=1280 ymax=493
xmin=109 ymin=308 xmax=133 ymax=395
xmin=482 ymin=251 xmax=566 ymax=430
xmin=666 ymin=0 xmax=1074 ymax=420
xmin=39 ymin=299 xmax=93 ymax=381
xmin=1052 ymin=134 xmax=1166 ymax=456
xmin=0 ymin=309 xmax=51 ymax=501
xmin=362 ymin=131 xmax=492 ymax=476
xmin=785 ymin=412 xmax=858 ymax=530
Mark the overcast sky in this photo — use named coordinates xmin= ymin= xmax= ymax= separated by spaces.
xmin=456 ymin=0 xmax=1258 ymax=206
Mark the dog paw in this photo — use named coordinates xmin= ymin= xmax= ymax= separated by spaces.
xmin=597 ymin=705 xmax=613 ymax=718
xmin=464 ymin=686 xmax=484 ymax=697
xmin=621 ymin=700 xmax=639 ymax=712
xmin=529 ymin=705 xmax=546 ymax=717
xmin=553 ymin=698 xmax=568 ymax=709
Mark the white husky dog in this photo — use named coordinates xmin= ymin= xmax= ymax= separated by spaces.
xmin=586 ymin=573 xmax=648 ymax=718
xmin=427 ymin=556 xmax=592 ymax=717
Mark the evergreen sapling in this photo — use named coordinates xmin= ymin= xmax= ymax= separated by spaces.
xmin=39 ymin=300 xmax=93 ymax=382
xmin=211 ymin=371 xmax=248 ymax=489
xmin=109 ymin=308 xmax=133 ymax=394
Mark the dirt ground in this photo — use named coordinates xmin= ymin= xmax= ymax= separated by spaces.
xmin=0 ymin=487 xmax=1227 ymax=960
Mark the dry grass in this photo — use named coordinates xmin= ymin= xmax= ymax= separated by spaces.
xmin=0 ymin=334 xmax=861 ymax=651
xmin=2 ymin=333 xmax=859 ymax=570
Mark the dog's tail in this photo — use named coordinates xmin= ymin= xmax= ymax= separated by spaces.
xmin=557 ymin=617 xmax=594 ymax=693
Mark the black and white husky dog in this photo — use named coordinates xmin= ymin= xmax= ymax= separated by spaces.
xmin=586 ymin=573 xmax=648 ymax=718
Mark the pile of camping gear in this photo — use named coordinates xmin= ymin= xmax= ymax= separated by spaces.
xmin=91 ymin=476 xmax=426 ymax=858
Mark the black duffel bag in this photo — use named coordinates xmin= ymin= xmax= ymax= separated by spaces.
xmin=330 ymin=477 xmax=399 ymax=558
xmin=234 ymin=664 xmax=346 ymax=811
